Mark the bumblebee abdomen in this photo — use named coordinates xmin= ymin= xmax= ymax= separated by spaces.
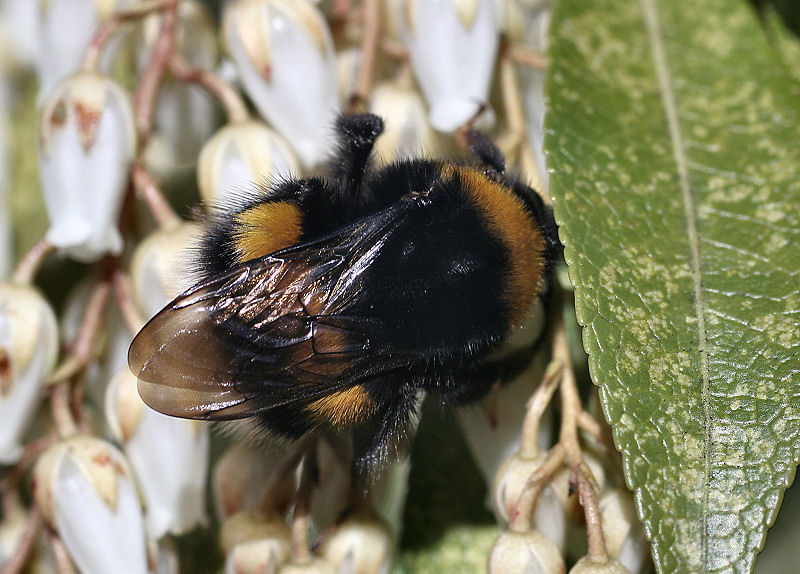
xmin=364 ymin=165 xmax=545 ymax=356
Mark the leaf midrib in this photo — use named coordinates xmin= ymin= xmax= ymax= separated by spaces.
xmin=641 ymin=0 xmax=712 ymax=568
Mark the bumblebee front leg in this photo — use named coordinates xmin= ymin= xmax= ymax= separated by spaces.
xmin=329 ymin=113 xmax=385 ymax=200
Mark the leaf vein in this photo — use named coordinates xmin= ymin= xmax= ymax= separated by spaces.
xmin=641 ymin=0 xmax=713 ymax=568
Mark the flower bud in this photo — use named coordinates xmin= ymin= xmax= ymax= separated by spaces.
xmin=569 ymin=556 xmax=631 ymax=574
xmin=33 ymin=436 xmax=149 ymax=574
xmin=488 ymin=529 xmax=565 ymax=574
xmin=213 ymin=442 xmax=295 ymax=520
xmin=221 ymin=511 xmax=291 ymax=574
xmin=319 ymin=512 xmax=393 ymax=574
xmin=0 ymin=283 xmax=59 ymax=464
xmin=403 ymin=0 xmax=499 ymax=132
xmin=599 ymin=489 xmax=649 ymax=574
xmin=368 ymin=80 xmax=441 ymax=161
xmin=491 ymin=450 xmax=569 ymax=553
xmin=38 ymin=72 xmax=136 ymax=262
xmin=129 ymin=221 xmax=202 ymax=319
xmin=106 ymin=369 xmax=210 ymax=539
xmin=37 ymin=0 xmax=120 ymax=99
xmin=198 ymin=120 xmax=298 ymax=208
xmin=223 ymin=0 xmax=340 ymax=168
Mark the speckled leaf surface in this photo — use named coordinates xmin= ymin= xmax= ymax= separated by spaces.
xmin=545 ymin=1 xmax=800 ymax=573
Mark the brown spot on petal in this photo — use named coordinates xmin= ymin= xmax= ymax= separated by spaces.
xmin=51 ymin=101 xmax=68 ymax=128
xmin=92 ymin=452 xmax=125 ymax=476
xmin=0 ymin=348 xmax=12 ymax=396
xmin=75 ymin=103 xmax=102 ymax=151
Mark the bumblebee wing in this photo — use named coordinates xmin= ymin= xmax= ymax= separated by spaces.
xmin=129 ymin=202 xmax=412 ymax=420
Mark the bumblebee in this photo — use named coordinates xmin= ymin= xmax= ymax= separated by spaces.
xmin=128 ymin=114 xmax=560 ymax=472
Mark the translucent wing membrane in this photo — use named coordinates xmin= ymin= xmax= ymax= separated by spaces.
xmin=129 ymin=201 xmax=414 ymax=420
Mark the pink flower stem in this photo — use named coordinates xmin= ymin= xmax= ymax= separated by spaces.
xmin=350 ymin=0 xmax=380 ymax=110
xmin=499 ymin=41 xmax=544 ymax=197
xmin=168 ymin=54 xmax=250 ymax=123
xmin=507 ymin=44 xmax=549 ymax=70
xmin=133 ymin=0 xmax=179 ymax=152
xmin=49 ymin=280 xmax=112 ymax=387
xmin=0 ymin=505 xmax=41 ymax=574
xmin=0 ymin=436 xmax=56 ymax=492
xmin=50 ymin=534 xmax=78 ymax=574
xmin=519 ymin=359 xmax=563 ymax=458
xmin=132 ymin=163 xmax=180 ymax=229
xmin=49 ymin=383 xmax=78 ymax=440
xmin=578 ymin=410 xmax=606 ymax=446
xmin=111 ymin=268 xmax=146 ymax=335
xmin=11 ymin=239 xmax=55 ymax=285
xmin=47 ymin=279 xmax=111 ymax=437
xmin=553 ymin=294 xmax=610 ymax=561
xmin=576 ymin=462 xmax=609 ymax=562
xmin=82 ymin=0 xmax=175 ymax=72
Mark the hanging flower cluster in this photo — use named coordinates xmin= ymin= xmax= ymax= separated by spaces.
xmin=0 ymin=1 xmax=652 ymax=573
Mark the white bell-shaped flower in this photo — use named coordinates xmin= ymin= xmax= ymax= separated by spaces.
xmin=197 ymin=120 xmax=298 ymax=208
xmin=34 ymin=436 xmax=150 ymax=574
xmin=38 ymin=72 xmax=136 ymax=263
xmin=37 ymin=0 xmax=122 ymax=99
xmin=403 ymin=0 xmax=500 ymax=132
xmin=129 ymin=221 xmax=201 ymax=319
xmin=106 ymin=369 xmax=210 ymax=539
xmin=223 ymin=0 xmax=340 ymax=169
xmin=368 ymin=80 xmax=441 ymax=162
xmin=0 ymin=282 xmax=59 ymax=464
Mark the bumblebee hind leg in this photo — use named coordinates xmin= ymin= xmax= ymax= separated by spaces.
xmin=351 ymin=379 xmax=419 ymax=479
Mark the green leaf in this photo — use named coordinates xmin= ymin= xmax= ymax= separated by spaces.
xmin=545 ymin=0 xmax=800 ymax=572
